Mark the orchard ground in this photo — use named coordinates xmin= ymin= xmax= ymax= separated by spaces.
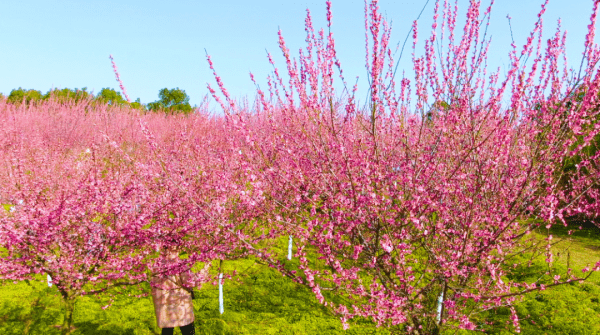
xmin=2 ymin=222 xmax=600 ymax=335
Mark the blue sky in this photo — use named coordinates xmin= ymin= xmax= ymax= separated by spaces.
xmin=0 ymin=0 xmax=598 ymax=107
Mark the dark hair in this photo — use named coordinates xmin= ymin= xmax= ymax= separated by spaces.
xmin=161 ymin=237 xmax=179 ymax=250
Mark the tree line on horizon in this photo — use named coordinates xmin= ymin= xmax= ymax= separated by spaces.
xmin=0 ymin=87 xmax=194 ymax=114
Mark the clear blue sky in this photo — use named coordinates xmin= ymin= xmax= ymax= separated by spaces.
xmin=0 ymin=0 xmax=597 ymax=107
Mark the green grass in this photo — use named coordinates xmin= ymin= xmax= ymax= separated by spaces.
xmin=467 ymin=221 xmax=600 ymax=334
xmin=541 ymin=221 xmax=600 ymax=277
xmin=2 ymin=223 xmax=600 ymax=334
xmin=0 ymin=256 xmax=390 ymax=335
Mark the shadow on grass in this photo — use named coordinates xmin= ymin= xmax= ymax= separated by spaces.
xmin=548 ymin=218 xmax=600 ymax=239
xmin=0 ymin=297 xmax=62 ymax=335
xmin=72 ymin=321 xmax=137 ymax=335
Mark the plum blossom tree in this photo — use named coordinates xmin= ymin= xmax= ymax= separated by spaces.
xmin=0 ymin=137 xmax=152 ymax=334
xmin=205 ymin=0 xmax=600 ymax=333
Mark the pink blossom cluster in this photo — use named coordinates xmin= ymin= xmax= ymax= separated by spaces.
xmin=109 ymin=54 xmax=131 ymax=103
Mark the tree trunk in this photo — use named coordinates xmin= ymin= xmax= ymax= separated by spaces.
xmin=60 ymin=297 xmax=75 ymax=335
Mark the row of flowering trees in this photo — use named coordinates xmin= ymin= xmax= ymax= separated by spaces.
xmin=0 ymin=104 xmax=229 ymax=333
xmin=1 ymin=0 xmax=600 ymax=334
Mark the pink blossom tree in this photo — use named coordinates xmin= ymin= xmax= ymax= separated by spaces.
xmin=0 ymin=133 xmax=151 ymax=333
xmin=206 ymin=0 xmax=600 ymax=333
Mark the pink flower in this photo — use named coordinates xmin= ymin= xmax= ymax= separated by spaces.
xmin=380 ymin=234 xmax=393 ymax=253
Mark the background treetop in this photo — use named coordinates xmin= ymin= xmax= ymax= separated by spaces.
xmin=147 ymin=87 xmax=193 ymax=114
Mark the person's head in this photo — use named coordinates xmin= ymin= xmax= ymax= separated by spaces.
xmin=161 ymin=239 xmax=179 ymax=259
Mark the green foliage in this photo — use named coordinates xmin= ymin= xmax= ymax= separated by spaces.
xmin=7 ymin=87 xmax=43 ymax=105
xmin=4 ymin=86 xmax=149 ymax=112
xmin=129 ymin=98 xmax=146 ymax=111
xmin=96 ymin=88 xmax=128 ymax=106
xmin=43 ymin=87 xmax=93 ymax=104
xmin=95 ymin=88 xmax=146 ymax=111
xmin=147 ymin=88 xmax=193 ymax=114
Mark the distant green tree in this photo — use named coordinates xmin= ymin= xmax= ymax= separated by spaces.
xmin=95 ymin=88 xmax=128 ymax=106
xmin=7 ymin=88 xmax=43 ymax=105
xmin=95 ymin=88 xmax=146 ymax=111
xmin=43 ymin=87 xmax=93 ymax=104
xmin=129 ymin=97 xmax=146 ymax=111
xmin=147 ymin=87 xmax=193 ymax=114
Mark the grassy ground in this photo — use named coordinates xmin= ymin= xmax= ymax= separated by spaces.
xmin=470 ymin=221 xmax=600 ymax=334
xmin=543 ymin=221 xmax=600 ymax=277
xmin=0 ymin=256 xmax=390 ymax=335
xmin=2 ymin=223 xmax=600 ymax=334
